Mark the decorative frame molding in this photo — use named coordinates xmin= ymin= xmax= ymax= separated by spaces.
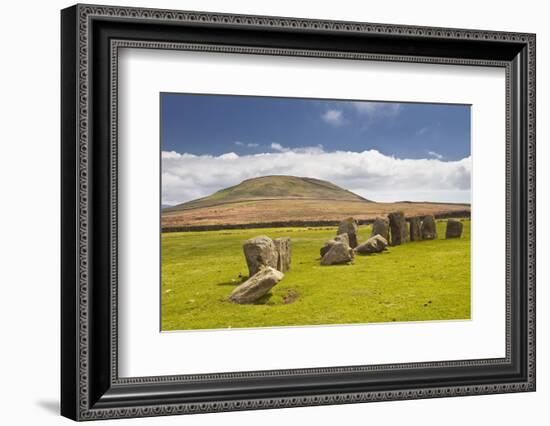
xmin=61 ymin=4 xmax=536 ymax=421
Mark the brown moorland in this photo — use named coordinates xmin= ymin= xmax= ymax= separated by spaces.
xmin=162 ymin=175 xmax=470 ymax=230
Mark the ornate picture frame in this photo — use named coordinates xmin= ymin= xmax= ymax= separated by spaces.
xmin=61 ymin=4 xmax=535 ymax=421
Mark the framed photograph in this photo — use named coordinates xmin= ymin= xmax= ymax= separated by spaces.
xmin=61 ymin=4 xmax=536 ymax=421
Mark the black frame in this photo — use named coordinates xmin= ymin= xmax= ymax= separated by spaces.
xmin=61 ymin=4 xmax=536 ymax=421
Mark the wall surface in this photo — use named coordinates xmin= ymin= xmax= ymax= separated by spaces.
xmin=0 ymin=0 xmax=546 ymax=424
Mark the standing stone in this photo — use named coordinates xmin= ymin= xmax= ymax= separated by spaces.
xmin=421 ymin=215 xmax=438 ymax=240
xmin=371 ymin=217 xmax=390 ymax=241
xmin=273 ymin=237 xmax=291 ymax=273
xmin=320 ymin=242 xmax=354 ymax=265
xmin=229 ymin=267 xmax=284 ymax=304
xmin=403 ymin=221 xmax=410 ymax=243
xmin=445 ymin=219 xmax=464 ymax=239
xmin=409 ymin=217 xmax=421 ymax=241
xmin=320 ymin=234 xmax=350 ymax=257
xmin=388 ymin=212 xmax=407 ymax=246
xmin=243 ymin=236 xmax=278 ymax=277
xmin=337 ymin=217 xmax=359 ymax=248
xmin=355 ymin=235 xmax=388 ymax=255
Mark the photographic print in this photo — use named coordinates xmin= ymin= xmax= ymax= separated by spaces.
xmin=61 ymin=7 xmax=535 ymax=418
xmin=160 ymin=93 xmax=471 ymax=331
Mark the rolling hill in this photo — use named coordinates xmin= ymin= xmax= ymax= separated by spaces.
xmin=164 ymin=175 xmax=370 ymax=212
xmin=162 ymin=175 xmax=470 ymax=230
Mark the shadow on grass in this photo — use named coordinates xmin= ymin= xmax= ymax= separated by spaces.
xmin=256 ymin=290 xmax=300 ymax=306
xmin=216 ymin=278 xmax=248 ymax=286
xmin=223 ymin=290 xmax=300 ymax=306
xmin=354 ymin=250 xmax=392 ymax=258
xmin=251 ymin=293 xmax=273 ymax=305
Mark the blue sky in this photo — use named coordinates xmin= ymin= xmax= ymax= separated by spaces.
xmin=160 ymin=93 xmax=472 ymax=205
xmin=161 ymin=93 xmax=470 ymax=161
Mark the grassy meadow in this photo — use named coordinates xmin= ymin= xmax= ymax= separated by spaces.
xmin=161 ymin=220 xmax=471 ymax=331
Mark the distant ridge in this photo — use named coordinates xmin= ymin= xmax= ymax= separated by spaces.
xmin=165 ymin=175 xmax=371 ymax=212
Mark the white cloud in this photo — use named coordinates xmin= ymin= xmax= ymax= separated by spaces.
xmin=428 ymin=151 xmax=444 ymax=160
xmin=352 ymin=102 xmax=401 ymax=118
xmin=271 ymin=142 xmax=288 ymax=152
xmin=321 ymin=109 xmax=345 ymax=126
xmin=235 ymin=141 xmax=259 ymax=148
xmin=271 ymin=143 xmax=324 ymax=154
xmin=162 ymin=150 xmax=185 ymax=159
xmin=162 ymin=148 xmax=471 ymax=205
xmin=319 ymin=102 xmax=401 ymax=129
xmin=416 ymin=127 xmax=428 ymax=136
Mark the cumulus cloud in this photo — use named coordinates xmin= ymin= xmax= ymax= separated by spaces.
xmin=234 ymin=141 xmax=244 ymax=146
xmin=271 ymin=142 xmax=289 ymax=152
xmin=162 ymin=148 xmax=471 ymax=205
xmin=352 ymin=102 xmax=401 ymax=118
xmin=271 ymin=143 xmax=324 ymax=154
xmin=320 ymin=102 xmax=402 ymax=128
xmin=321 ymin=109 xmax=345 ymax=126
xmin=428 ymin=151 xmax=444 ymax=160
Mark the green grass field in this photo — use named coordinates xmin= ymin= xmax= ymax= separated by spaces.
xmin=161 ymin=220 xmax=470 ymax=331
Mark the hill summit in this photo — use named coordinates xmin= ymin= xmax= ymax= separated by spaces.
xmin=166 ymin=175 xmax=370 ymax=212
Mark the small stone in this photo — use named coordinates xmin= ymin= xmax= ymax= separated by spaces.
xmin=409 ymin=217 xmax=421 ymax=241
xmin=388 ymin=212 xmax=407 ymax=246
xmin=229 ymin=267 xmax=284 ymax=304
xmin=273 ymin=237 xmax=292 ymax=272
xmin=421 ymin=215 xmax=438 ymax=240
xmin=242 ymin=236 xmax=278 ymax=277
xmin=445 ymin=219 xmax=464 ymax=239
xmin=355 ymin=235 xmax=388 ymax=255
xmin=321 ymin=242 xmax=354 ymax=265
xmin=337 ymin=217 xmax=359 ymax=248
xmin=320 ymin=234 xmax=349 ymax=257
xmin=371 ymin=217 xmax=390 ymax=241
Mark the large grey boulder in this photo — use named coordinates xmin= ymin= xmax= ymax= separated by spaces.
xmin=445 ymin=219 xmax=463 ymax=239
xmin=243 ymin=236 xmax=278 ymax=277
xmin=321 ymin=241 xmax=354 ymax=265
xmin=229 ymin=267 xmax=284 ymax=304
xmin=273 ymin=237 xmax=291 ymax=272
xmin=409 ymin=217 xmax=421 ymax=241
xmin=335 ymin=233 xmax=350 ymax=246
xmin=421 ymin=215 xmax=438 ymax=240
xmin=388 ymin=212 xmax=407 ymax=246
xmin=337 ymin=217 xmax=359 ymax=248
xmin=371 ymin=217 xmax=389 ymax=241
xmin=320 ymin=234 xmax=349 ymax=257
xmin=355 ymin=235 xmax=388 ymax=255
xmin=320 ymin=241 xmax=334 ymax=258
